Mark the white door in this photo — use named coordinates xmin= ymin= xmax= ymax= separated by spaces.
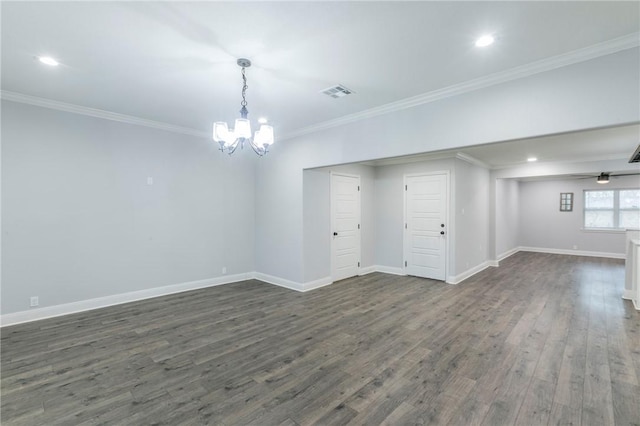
xmin=331 ymin=174 xmax=361 ymax=281
xmin=404 ymin=173 xmax=448 ymax=280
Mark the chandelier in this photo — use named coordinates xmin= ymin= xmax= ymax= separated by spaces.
xmin=213 ymin=58 xmax=274 ymax=156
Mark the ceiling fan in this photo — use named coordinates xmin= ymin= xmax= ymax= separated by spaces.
xmin=570 ymin=171 xmax=640 ymax=184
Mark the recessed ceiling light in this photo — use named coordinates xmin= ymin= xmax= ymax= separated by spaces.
xmin=258 ymin=117 xmax=268 ymax=124
xmin=38 ymin=56 xmax=59 ymax=66
xmin=475 ymin=35 xmax=495 ymax=48
xmin=527 ymin=157 xmax=538 ymax=162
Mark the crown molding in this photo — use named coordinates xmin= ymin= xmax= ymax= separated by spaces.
xmin=0 ymin=91 xmax=210 ymax=139
xmin=2 ymin=33 xmax=638 ymax=141
xmin=280 ymin=33 xmax=640 ymax=141
xmin=455 ymin=152 xmax=491 ymax=169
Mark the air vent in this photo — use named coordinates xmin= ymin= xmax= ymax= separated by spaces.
xmin=629 ymin=144 xmax=640 ymax=163
xmin=321 ymin=84 xmax=354 ymax=99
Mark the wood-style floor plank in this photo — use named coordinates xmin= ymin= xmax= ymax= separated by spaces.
xmin=2 ymin=252 xmax=638 ymax=425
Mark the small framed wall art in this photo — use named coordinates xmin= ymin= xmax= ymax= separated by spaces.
xmin=560 ymin=192 xmax=573 ymax=212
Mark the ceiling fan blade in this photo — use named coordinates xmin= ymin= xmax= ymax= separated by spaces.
xmin=612 ymin=172 xmax=640 ymax=177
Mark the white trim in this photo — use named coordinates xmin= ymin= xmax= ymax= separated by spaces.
xmin=455 ymin=153 xmax=491 ymax=170
xmin=519 ymin=246 xmax=625 ymax=259
xmin=251 ymin=272 xmax=334 ymax=292
xmin=280 ymin=33 xmax=640 ymax=141
xmin=252 ymin=272 xmax=305 ymax=292
xmin=497 ymin=247 xmax=520 ymax=262
xmin=446 ymin=261 xmax=496 ymax=285
xmin=0 ymin=91 xmax=210 ymax=139
xmin=623 ymin=289 xmax=634 ymax=301
xmin=581 ymin=228 xmax=626 ymax=234
xmin=358 ymin=265 xmax=376 ymax=275
xmin=0 ymin=272 xmax=252 ymax=327
xmin=301 ymin=276 xmax=333 ymax=292
xmin=374 ymin=265 xmax=406 ymax=276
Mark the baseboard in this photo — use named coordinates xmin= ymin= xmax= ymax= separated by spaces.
xmin=374 ymin=265 xmax=405 ymax=276
xmin=358 ymin=265 xmax=376 ymax=275
xmin=447 ymin=261 xmax=496 ymax=285
xmin=634 ymin=299 xmax=640 ymax=311
xmin=519 ymin=246 xmax=625 ymax=259
xmin=252 ymin=272 xmax=305 ymax=292
xmin=622 ymin=289 xmax=634 ymax=300
xmin=301 ymin=276 xmax=333 ymax=291
xmin=0 ymin=272 xmax=253 ymax=327
xmin=497 ymin=247 xmax=520 ymax=262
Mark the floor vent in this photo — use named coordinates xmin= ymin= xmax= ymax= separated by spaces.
xmin=629 ymin=144 xmax=640 ymax=163
xmin=321 ymin=84 xmax=354 ymax=99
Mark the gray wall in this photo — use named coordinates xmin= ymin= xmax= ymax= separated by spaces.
xmin=495 ymin=179 xmax=521 ymax=258
xmin=373 ymin=158 xmax=456 ymax=273
xmin=255 ymin=49 xmax=640 ymax=283
xmin=519 ymin=175 xmax=640 ymax=255
xmin=302 ymin=163 xmax=375 ymax=282
xmin=2 ymin=101 xmax=256 ymax=314
xmin=302 ymin=169 xmax=331 ymax=282
xmin=454 ymin=158 xmax=490 ymax=275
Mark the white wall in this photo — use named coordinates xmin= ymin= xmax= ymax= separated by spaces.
xmin=1 ymin=101 xmax=256 ymax=315
xmin=519 ymin=175 xmax=639 ymax=255
xmin=255 ymin=49 xmax=640 ymax=283
xmin=495 ymin=179 xmax=520 ymax=258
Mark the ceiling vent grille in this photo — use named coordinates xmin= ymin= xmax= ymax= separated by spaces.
xmin=321 ymin=84 xmax=354 ymax=99
xmin=629 ymin=144 xmax=640 ymax=163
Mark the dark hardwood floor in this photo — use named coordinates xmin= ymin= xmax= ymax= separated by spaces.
xmin=1 ymin=252 xmax=639 ymax=425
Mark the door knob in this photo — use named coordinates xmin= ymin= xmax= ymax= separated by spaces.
xmin=440 ymin=231 xmax=445 ymax=235
xmin=333 ymin=232 xmax=338 ymax=236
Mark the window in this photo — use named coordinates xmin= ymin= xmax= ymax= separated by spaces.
xmin=584 ymin=189 xmax=640 ymax=229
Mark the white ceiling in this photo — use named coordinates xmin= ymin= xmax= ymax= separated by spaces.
xmin=1 ymin=1 xmax=639 ymax=168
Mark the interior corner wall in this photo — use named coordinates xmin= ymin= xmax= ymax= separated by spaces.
xmin=373 ymin=158 xmax=456 ymax=272
xmin=454 ymin=159 xmax=490 ymax=276
xmin=495 ymin=178 xmax=521 ymax=259
xmin=255 ymin=49 xmax=639 ymax=284
xmin=1 ymin=100 xmax=256 ymax=315
xmin=519 ymin=175 xmax=639 ymax=255
xmin=302 ymin=163 xmax=375 ymax=283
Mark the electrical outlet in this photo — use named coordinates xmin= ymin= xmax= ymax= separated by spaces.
xmin=222 ymin=267 xmax=227 ymax=275
xmin=30 ymin=296 xmax=39 ymax=307
xmin=147 ymin=177 xmax=153 ymax=185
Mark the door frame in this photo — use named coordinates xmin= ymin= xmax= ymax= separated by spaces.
xmin=330 ymin=172 xmax=362 ymax=281
xmin=403 ymin=171 xmax=451 ymax=280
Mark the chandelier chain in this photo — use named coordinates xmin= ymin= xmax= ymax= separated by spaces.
xmin=240 ymin=67 xmax=248 ymax=108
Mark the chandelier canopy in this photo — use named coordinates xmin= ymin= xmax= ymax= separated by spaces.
xmin=213 ymin=58 xmax=274 ymax=156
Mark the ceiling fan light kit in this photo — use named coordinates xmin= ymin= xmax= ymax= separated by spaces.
xmin=597 ymin=173 xmax=610 ymax=184
xmin=213 ymin=58 xmax=274 ymax=156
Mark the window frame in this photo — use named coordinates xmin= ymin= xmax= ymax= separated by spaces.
xmin=583 ymin=188 xmax=640 ymax=230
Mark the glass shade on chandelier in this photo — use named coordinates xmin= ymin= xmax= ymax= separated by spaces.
xmin=213 ymin=119 xmax=274 ymax=156
xmin=213 ymin=58 xmax=275 ymax=156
